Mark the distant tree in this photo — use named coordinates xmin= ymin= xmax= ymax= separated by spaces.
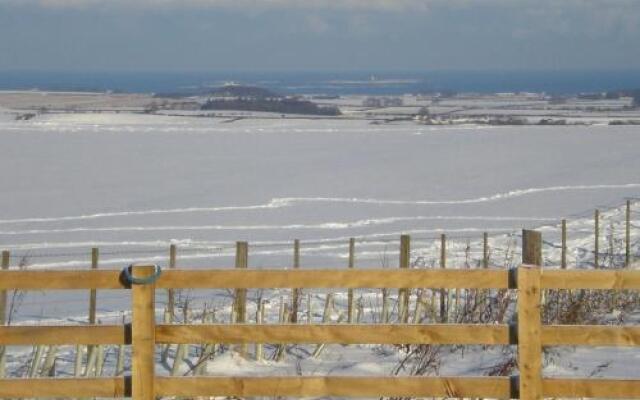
xmin=632 ymin=90 xmax=640 ymax=108
xmin=418 ymin=107 xmax=431 ymax=117
xmin=605 ymin=91 xmax=620 ymax=100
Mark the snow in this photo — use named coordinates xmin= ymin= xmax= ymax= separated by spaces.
xmin=0 ymin=112 xmax=639 ymax=390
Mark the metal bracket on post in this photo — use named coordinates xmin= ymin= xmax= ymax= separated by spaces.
xmin=122 ymin=265 xmax=162 ymax=286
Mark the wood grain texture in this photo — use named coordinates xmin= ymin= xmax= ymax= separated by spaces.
xmin=543 ymin=378 xmax=640 ymax=398
xmin=155 ymin=323 xmax=510 ymax=345
xmin=156 ymin=269 xmax=510 ymax=289
xmin=522 ymin=229 xmax=542 ymax=266
xmin=541 ymin=269 xmax=640 ymax=289
xmin=517 ymin=265 xmax=542 ymax=400
xmin=0 ymin=270 xmax=126 ymax=289
xmin=0 ymin=378 xmax=126 ymax=397
xmin=0 ymin=325 xmax=127 ymax=345
xmin=542 ymin=325 xmax=640 ymax=346
xmin=131 ymin=265 xmax=156 ymax=400
xmin=155 ymin=376 xmax=511 ymax=398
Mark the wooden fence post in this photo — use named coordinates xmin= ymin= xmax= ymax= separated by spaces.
xmin=440 ymin=234 xmax=447 ymax=323
xmin=90 ymin=248 xmax=99 ymax=324
xmin=483 ymin=232 xmax=489 ymax=269
xmin=347 ymin=238 xmax=355 ymax=323
xmin=399 ymin=235 xmax=410 ymax=323
xmin=86 ymin=248 xmax=99 ymax=375
xmin=167 ymin=244 xmax=177 ymax=321
xmin=523 ymin=229 xmax=542 ymax=267
xmin=291 ymin=240 xmax=300 ymax=323
xmin=482 ymin=233 xmax=491 ymax=312
xmin=561 ymin=219 xmax=567 ymax=269
xmin=594 ymin=209 xmax=600 ymax=269
xmin=161 ymin=244 xmax=177 ymax=364
xmin=519 ymin=230 xmax=543 ymax=400
xmin=234 ymin=242 xmax=248 ymax=357
xmin=626 ymin=200 xmax=631 ymax=268
xmin=255 ymin=300 xmax=265 ymax=361
xmin=131 ymin=265 xmax=157 ymax=400
xmin=0 ymin=251 xmax=9 ymax=378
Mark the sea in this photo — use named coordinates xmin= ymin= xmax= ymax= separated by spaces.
xmin=1 ymin=70 xmax=640 ymax=95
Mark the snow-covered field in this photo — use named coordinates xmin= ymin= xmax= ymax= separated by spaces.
xmin=0 ymin=111 xmax=639 ymax=386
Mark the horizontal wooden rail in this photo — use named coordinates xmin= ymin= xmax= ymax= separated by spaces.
xmin=542 ymin=325 xmax=640 ymax=346
xmin=543 ymin=378 xmax=640 ymax=398
xmin=0 ymin=378 xmax=126 ymax=397
xmin=156 ymin=324 xmax=510 ymax=345
xmin=0 ymin=325 xmax=128 ymax=345
xmin=155 ymin=376 xmax=511 ymax=398
xmin=541 ymin=269 xmax=640 ymax=290
xmin=157 ymin=269 xmax=511 ymax=289
xmin=3 ymin=268 xmax=637 ymax=290
xmin=0 ymin=270 xmax=126 ymax=289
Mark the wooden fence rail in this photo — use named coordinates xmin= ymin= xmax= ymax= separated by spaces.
xmin=0 ymin=230 xmax=639 ymax=399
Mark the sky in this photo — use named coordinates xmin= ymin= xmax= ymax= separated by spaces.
xmin=0 ymin=0 xmax=639 ymax=71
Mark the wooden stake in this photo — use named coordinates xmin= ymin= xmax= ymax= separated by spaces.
xmin=89 ymin=248 xmax=98 ymax=324
xmin=312 ymin=293 xmax=333 ymax=358
xmin=255 ymin=301 xmax=265 ymax=362
xmin=626 ymin=200 xmax=631 ymax=268
xmin=0 ymin=251 xmax=8 ymax=378
xmin=440 ymin=234 xmax=447 ymax=323
xmin=291 ymin=240 xmax=300 ymax=323
xmin=87 ymin=248 xmax=98 ymax=378
xmin=161 ymin=245 xmax=177 ymax=365
xmin=399 ymin=235 xmax=410 ymax=323
xmin=522 ymin=230 xmax=542 ymax=266
xmin=595 ymin=209 xmax=600 ymax=269
xmin=167 ymin=244 xmax=177 ymax=322
xmin=381 ymin=289 xmax=389 ymax=323
xmin=560 ymin=219 xmax=567 ymax=269
xmin=95 ymin=344 xmax=104 ymax=376
xmin=195 ymin=312 xmax=215 ymax=375
xmin=481 ymin=233 xmax=490 ymax=317
xmin=234 ymin=242 xmax=248 ymax=323
xmin=73 ymin=345 xmax=83 ymax=377
xmin=116 ymin=344 xmax=125 ymax=376
xmin=483 ymin=232 xmax=489 ymax=269
xmin=116 ymin=315 xmax=125 ymax=376
xmin=171 ymin=344 xmax=186 ymax=376
xmin=234 ymin=242 xmax=248 ymax=357
xmin=347 ymin=238 xmax=355 ymax=323
xmin=28 ymin=345 xmax=44 ymax=377
xmin=131 ymin=265 xmax=156 ymax=400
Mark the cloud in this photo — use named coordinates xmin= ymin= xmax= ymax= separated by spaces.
xmin=1 ymin=0 xmax=432 ymax=11
xmin=304 ymin=15 xmax=331 ymax=34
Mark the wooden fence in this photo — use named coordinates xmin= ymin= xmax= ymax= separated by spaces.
xmin=0 ymin=230 xmax=639 ymax=399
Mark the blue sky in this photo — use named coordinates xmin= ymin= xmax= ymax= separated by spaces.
xmin=1 ymin=0 xmax=639 ymax=71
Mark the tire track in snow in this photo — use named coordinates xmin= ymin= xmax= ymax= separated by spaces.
xmin=1 ymin=183 xmax=638 ymax=225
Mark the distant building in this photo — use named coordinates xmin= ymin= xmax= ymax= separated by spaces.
xmin=363 ymin=97 xmax=403 ymax=108
xmin=382 ymin=97 xmax=403 ymax=107
xmin=171 ymin=101 xmax=201 ymax=111
xmin=363 ymin=97 xmax=382 ymax=108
